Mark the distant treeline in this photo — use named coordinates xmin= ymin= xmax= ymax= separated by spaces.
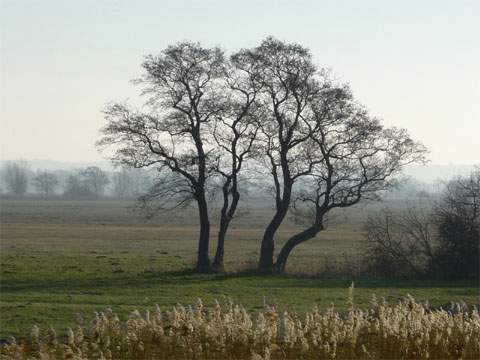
xmin=0 ymin=160 xmax=443 ymax=201
xmin=0 ymin=161 xmax=155 ymax=199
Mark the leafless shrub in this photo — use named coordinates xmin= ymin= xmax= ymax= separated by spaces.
xmin=364 ymin=203 xmax=436 ymax=276
xmin=365 ymin=168 xmax=479 ymax=278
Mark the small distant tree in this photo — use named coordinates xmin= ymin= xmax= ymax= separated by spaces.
xmin=32 ymin=171 xmax=59 ymax=198
xmin=63 ymin=174 xmax=91 ymax=198
xmin=111 ymin=167 xmax=152 ymax=198
xmin=112 ymin=168 xmax=134 ymax=198
xmin=80 ymin=166 xmax=110 ymax=199
xmin=2 ymin=161 xmax=29 ymax=195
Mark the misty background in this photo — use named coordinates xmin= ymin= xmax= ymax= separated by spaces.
xmin=0 ymin=159 xmax=476 ymax=200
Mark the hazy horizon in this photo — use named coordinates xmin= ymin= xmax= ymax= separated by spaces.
xmin=1 ymin=157 xmax=478 ymax=168
xmin=1 ymin=0 xmax=479 ymax=164
xmin=0 ymin=159 xmax=476 ymax=184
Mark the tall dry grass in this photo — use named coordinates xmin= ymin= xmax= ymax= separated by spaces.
xmin=2 ymin=292 xmax=479 ymax=359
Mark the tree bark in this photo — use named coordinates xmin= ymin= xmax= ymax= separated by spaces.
xmin=194 ymin=192 xmax=212 ymax=272
xmin=275 ymin=224 xmax=322 ymax=273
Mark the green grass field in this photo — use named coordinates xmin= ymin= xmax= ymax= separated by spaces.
xmin=1 ymin=198 xmax=478 ymax=340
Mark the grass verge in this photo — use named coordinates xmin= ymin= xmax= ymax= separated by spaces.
xmin=1 ymin=251 xmax=478 ymax=340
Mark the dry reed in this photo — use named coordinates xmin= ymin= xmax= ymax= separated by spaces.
xmin=2 ymin=292 xmax=479 ymax=359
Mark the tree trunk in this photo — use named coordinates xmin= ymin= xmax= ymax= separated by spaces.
xmin=275 ymin=225 xmax=322 ymax=273
xmin=212 ymin=222 xmax=227 ymax=271
xmin=258 ymin=151 xmax=293 ymax=272
xmin=213 ymin=183 xmax=240 ymax=272
xmin=258 ymin=202 xmax=290 ymax=272
xmin=194 ymin=193 xmax=211 ymax=272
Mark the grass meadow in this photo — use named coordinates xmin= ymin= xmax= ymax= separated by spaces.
xmin=0 ymin=198 xmax=478 ymax=342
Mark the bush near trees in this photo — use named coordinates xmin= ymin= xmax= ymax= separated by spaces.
xmin=365 ymin=168 xmax=479 ymax=279
xmin=364 ymin=204 xmax=435 ymax=277
xmin=433 ymin=168 xmax=479 ymax=278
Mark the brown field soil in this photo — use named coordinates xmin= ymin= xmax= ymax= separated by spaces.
xmin=0 ymin=198 xmax=371 ymax=273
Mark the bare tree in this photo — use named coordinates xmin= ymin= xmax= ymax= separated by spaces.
xmin=273 ymin=85 xmax=427 ymax=272
xmin=2 ymin=161 xmax=29 ymax=195
xmin=209 ymin=54 xmax=262 ymax=270
xmin=112 ymin=167 xmax=141 ymax=198
xmin=63 ymin=173 xmax=90 ymax=199
xmin=80 ymin=166 xmax=110 ymax=199
xmin=233 ymin=37 xmax=324 ymax=271
xmin=98 ymin=42 xmax=225 ymax=272
xmin=32 ymin=171 xmax=59 ymax=198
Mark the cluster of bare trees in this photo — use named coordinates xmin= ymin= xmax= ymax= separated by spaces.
xmin=98 ymin=37 xmax=427 ymax=273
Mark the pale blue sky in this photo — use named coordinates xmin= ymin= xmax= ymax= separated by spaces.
xmin=1 ymin=0 xmax=479 ymax=164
